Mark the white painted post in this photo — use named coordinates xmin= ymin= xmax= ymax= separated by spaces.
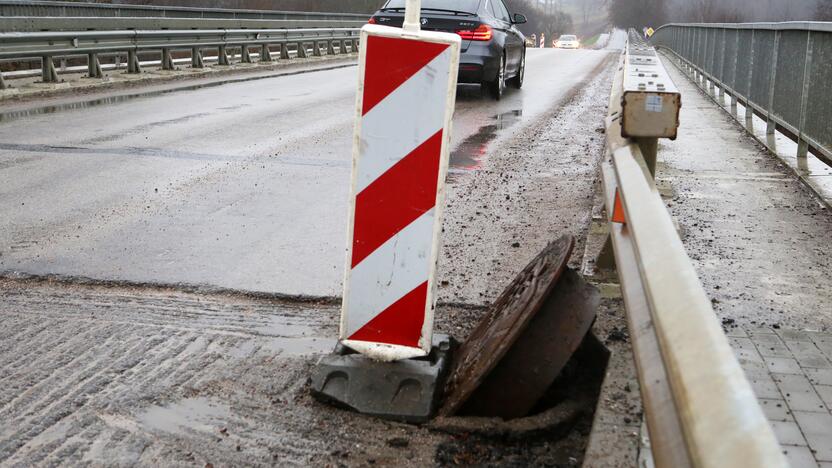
xmin=403 ymin=0 xmax=421 ymax=34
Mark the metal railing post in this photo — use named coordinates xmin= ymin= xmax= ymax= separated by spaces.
xmin=731 ymin=30 xmax=739 ymax=113
xmin=241 ymin=44 xmax=251 ymax=63
xmin=280 ymin=43 xmax=290 ymax=60
xmin=260 ymin=43 xmax=272 ymax=62
xmin=745 ymin=29 xmax=756 ymax=129
xmin=128 ymin=49 xmax=141 ymax=73
xmin=41 ymin=55 xmax=58 ymax=82
xmin=327 ymin=40 xmax=335 ymax=55
xmin=0 ymin=70 xmax=6 ymax=89
xmin=218 ymin=45 xmax=230 ymax=65
xmin=297 ymin=41 xmax=308 ymax=58
xmin=717 ymin=28 xmax=726 ymax=104
xmin=312 ymin=40 xmax=323 ymax=57
xmin=192 ymin=47 xmax=203 ymax=68
xmin=765 ymin=31 xmax=780 ymax=135
xmin=797 ymin=31 xmax=814 ymax=164
xmin=161 ymin=47 xmax=174 ymax=70
xmin=87 ymin=53 xmax=102 ymax=78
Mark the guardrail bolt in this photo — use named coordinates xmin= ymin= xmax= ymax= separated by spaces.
xmin=260 ymin=44 xmax=272 ymax=62
xmin=161 ymin=48 xmax=174 ymax=70
xmin=241 ymin=45 xmax=251 ymax=64
xmin=41 ymin=55 xmax=58 ymax=83
xmin=218 ymin=45 xmax=230 ymax=66
xmin=87 ymin=53 xmax=102 ymax=79
xmin=128 ymin=50 xmax=141 ymax=73
xmin=191 ymin=47 xmax=204 ymax=68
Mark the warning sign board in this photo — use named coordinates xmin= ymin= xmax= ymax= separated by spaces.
xmin=340 ymin=17 xmax=461 ymax=361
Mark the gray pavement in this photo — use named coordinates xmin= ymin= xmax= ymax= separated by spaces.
xmin=657 ymin=53 xmax=832 ymax=468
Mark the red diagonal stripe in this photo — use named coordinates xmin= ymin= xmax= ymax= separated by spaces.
xmin=351 ymin=129 xmax=443 ymax=268
xmin=348 ymin=281 xmax=427 ymax=347
xmin=362 ymin=35 xmax=450 ymax=115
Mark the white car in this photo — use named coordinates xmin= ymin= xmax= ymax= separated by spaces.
xmin=555 ymin=35 xmax=580 ymax=49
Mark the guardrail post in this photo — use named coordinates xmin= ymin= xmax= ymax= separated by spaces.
xmin=192 ymin=47 xmax=204 ymax=68
xmin=796 ymin=31 xmax=814 ymax=164
xmin=260 ymin=44 xmax=272 ymax=62
xmin=241 ymin=44 xmax=251 ymax=63
xmin=128 ymin=50 xmax=141 ymax=73
xmin=313 ymin=40 xmax=323 ymax=57
xmin=636 ymin=138 xmax=659 ymax=178
xmin=161 ymin=48 xmax=174 ymax=70
xmin=297 ymin=41 xmax=308 ymax=58
xmin=765 ymin=31 xmax=780 ymax=135
xmin=0 ymin=71 xmax=7 ymax=90
xmin=345 ymin=39 xmax=354 ymax=54
xmin=41 ymin=55 xmax=58 ymax=82
xmin=87 ymin=53 xmax=102 ymax=78
xmin=280 ymin=43 xmax=290 ymax=60
xmin=327 ymin=40 xmax=336 ymax=55
xmin=218 ymin=45 xmax=230 ymax=65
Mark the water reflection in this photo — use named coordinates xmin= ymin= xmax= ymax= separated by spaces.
xmin=448 ymin=109 xmax=522 ymax=180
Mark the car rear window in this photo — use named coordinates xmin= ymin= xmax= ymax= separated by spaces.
xmin=384 ymin=0 xmax=481 ymax=14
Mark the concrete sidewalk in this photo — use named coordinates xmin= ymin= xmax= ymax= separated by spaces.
xmin=660 ymin=58 xmax=832 ymax=467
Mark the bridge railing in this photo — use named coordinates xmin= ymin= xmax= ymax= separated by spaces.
xmin=652 ymin=22 xmax=832 ymax=167
xmin=0 ymin=28 xmax=360 ymax=88
xmin=601 ymin=30 xmax=787 ymax=467
xmin=0 ymin=0 xmax=367 ymax=23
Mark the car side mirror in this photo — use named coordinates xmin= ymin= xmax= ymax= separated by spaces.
xmin=513 ymin=13 xmax=527 ymax=24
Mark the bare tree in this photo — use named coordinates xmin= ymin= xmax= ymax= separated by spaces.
xmin=817 ymin=0 xmax=832 ymax=19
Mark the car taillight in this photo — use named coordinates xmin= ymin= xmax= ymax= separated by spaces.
xmin=368 ymin=17 xmax=377 ymax=24
xmin=457 ymin=24 xmax=492 ymax=41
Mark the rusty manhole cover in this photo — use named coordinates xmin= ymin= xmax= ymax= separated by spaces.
xmin=439 ymin=235 xmax=575 ymax=416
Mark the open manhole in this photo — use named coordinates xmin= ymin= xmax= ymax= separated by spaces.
xmin=430 ymin=235 xmax=611 ymax=465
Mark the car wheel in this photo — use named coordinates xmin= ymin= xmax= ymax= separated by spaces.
xmin=488 ymin=54 xmax=506 ymax=100
xmin=508 ymin=49 xmax=525 ymax=89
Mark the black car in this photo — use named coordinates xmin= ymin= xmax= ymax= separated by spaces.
xmin=369 ymin=0 xmax=527 ymax=100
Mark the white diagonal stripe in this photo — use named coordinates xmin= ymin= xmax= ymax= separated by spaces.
xmin=345 ymin=208 xmax=435 ymax=337
xmin=356 ymin=47 xmax=451 ymax=193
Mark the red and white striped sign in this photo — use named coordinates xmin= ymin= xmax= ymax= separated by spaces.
xmin=340 ymin=23 xmax=461 ymax=361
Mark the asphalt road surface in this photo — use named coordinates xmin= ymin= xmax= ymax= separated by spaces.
xmin=0 ymin=45 xmax=618 ymax=299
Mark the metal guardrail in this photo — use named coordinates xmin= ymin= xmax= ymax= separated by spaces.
xmin=0 ymin=16 xmax=367 ymax=32
xmin=651 ymin=22 xmax=832 ymax=167
xmin=0 ymin=0 xmax=367 ymax=22
xmin=601 ymin=31 xmax=787 ymax=467
xmin=0 ymin=27 xmax=360 ymax=88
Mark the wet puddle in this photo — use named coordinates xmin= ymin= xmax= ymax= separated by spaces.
xmin=137 ymin=397 xmax=232 ymax=435
xmin=448 ymin=109 xmax=522 ymax=180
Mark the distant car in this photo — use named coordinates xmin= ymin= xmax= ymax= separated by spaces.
xmin=555 ymin=35 xmax=580 ymax=49
xmin=369 ymin=0 xmax=527 ymax=99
